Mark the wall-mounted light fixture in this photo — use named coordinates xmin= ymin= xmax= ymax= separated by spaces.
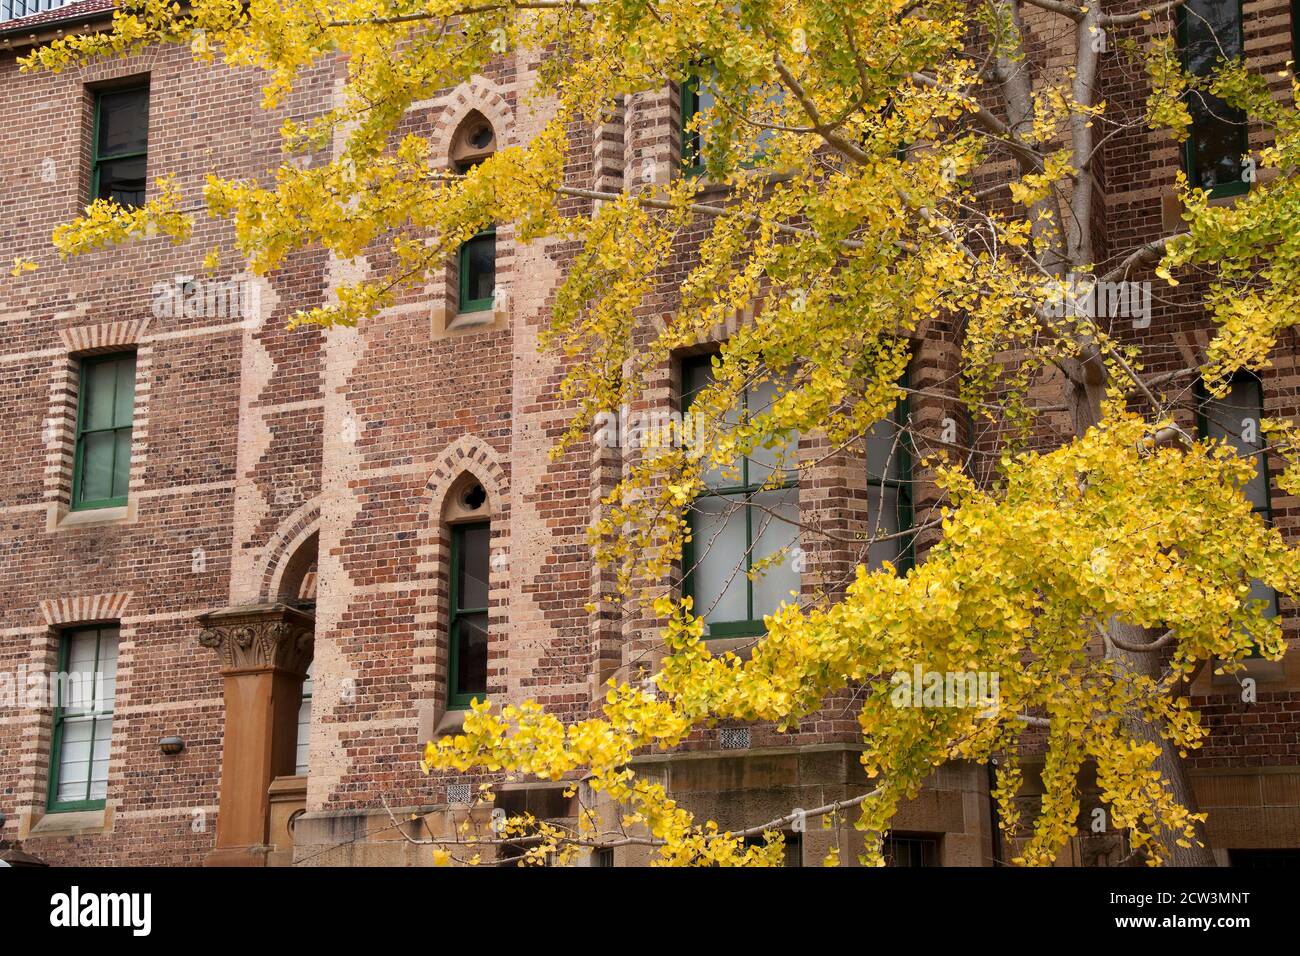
xmin=159 ymin=736 xmax=185 ymax=756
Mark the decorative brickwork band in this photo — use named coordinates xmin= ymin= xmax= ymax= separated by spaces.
xmin=58 ymin=318 xmax=151 ymax=355
xmin=39 ymin=592 xmax=133 ymax=626
xmin=424 ymin=434 xmax=509 ymax=508
xmin=196 ymin=604 xmax=314 ymax=676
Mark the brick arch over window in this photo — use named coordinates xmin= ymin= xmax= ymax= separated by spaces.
xmin=415 ymin=436 xmax=509 ymax=735
xmin=428 ymin=77 xmax=514 ymax=169
xmin=423 ymin=435 xmax=509 ymax=519
xmin=257 ymin=498 xmax=322 ymax=604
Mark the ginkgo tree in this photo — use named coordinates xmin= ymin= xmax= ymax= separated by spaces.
xmin=19 ymin=0 xmax=1300 ymax=865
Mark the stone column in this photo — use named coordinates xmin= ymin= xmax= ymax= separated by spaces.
xmin=196 ymin=604 xmax=314 ymax=866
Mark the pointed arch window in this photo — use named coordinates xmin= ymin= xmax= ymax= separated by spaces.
xmin=448 ymin=522 xmax=490 ymax=708
xmin=444 ymin=477 xmax=493 ymax=710
xmin=450 ymin=114 xmax=498 ymax=314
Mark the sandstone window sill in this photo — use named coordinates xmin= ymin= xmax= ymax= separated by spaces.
xmin=1160 ymin=169 xmax=1278 ymax=232
xmin=435 ymin=709 xmax=468 ymax=736
xmin=431 ymin=298 xmax=510 ymax=340
xmin=28 ymin=807 xmax=109 ymax=837
xmin=47 ymin=500 xmax=138 ymax=532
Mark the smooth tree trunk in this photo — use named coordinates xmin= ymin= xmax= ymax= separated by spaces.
xmin=1071 ymin=374 xmax=1217 ymax=866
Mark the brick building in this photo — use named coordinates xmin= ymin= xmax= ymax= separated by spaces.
xmin=0 ymin=0 xmax=1297 ymax=867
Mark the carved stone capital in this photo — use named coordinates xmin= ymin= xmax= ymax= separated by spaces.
xmin=196 ymin=604 xmax=314 ymax=676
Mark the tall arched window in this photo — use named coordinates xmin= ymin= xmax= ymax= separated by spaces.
xmin=444 ymin=477 xmax=492 ymax=708
xmin=450 ymin=113 xmax=497 ymax=315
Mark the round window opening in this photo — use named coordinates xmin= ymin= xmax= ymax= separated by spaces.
xmin=467 ymin=124 xmax=494 ymax=151
xmin=461 ymin=482 xmax=487 ymax=511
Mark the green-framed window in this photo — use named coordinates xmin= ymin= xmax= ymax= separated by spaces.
xmin=295 ymin=659 xmax=313 ymax=776
xmin=457 ymin=229 xmax=496 ymax=312
xmin=92 ymin=85 xmax=149 ymax=207
xmin=1179 ymin=0 xmax=1249 ymax=197
xmin=48 ymin=625 xmax=119 ymax=813
xmin=680 ymin=70 xmax=778 ymax=174
xmin=1197 ymin=373 xmax=1280 ymax=625
xmin=680 ymin=73 xmax=714 ymax=174
xmin=682 ymin=356 xmax=801 ymax=639
xmin=455 ymin=158 xmax=496 ymax=313
xmin=865 ymin=387 xmax=915 ymax=572
xmin=72 ymin=351 xmax=136 ymax=511
xmin=448 ymin=521 xmax=490 ymax=708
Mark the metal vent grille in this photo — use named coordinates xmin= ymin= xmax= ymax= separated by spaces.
xmin=447 ymin=782 xmax=472 ymax=805
xmin=719 ymin=727 xmax=751 ymax=750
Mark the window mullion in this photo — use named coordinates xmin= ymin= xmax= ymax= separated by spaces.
xmin=84 ymin=629 xmax=103 ymax=803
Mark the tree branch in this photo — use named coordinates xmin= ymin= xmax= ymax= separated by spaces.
xmin=1102 ymin=0 xmax=1189 ymax=27
xmin=326 ymin=0 xmax=596 ymax=27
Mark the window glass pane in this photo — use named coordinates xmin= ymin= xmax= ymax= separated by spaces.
xmin=58 ymin=672 xmax=95 ymax=716
xmin=746 ymin=377 xmax=800 ymax=484
xmin=457 ymin=524 xmax=491 ymax=609
xmin=684 ymin=358 xmax=744 ymax=488
xmin=463 ymin=234 xmax=495 ymax=305
xmin=685 ymin=75 xmax=716 ymax=166
xmin=867 ymin=484 xmax=906 ymax=569
xmin=95 ymin=636 xmax=118 ymax=713
xmin=97 ymin=88 xmax=149 ymax=157
xmin=750 ymin=488 xmax=801 ymax=617
xmin=1248 ymin=575 xmax=1279 ymax=618
xmin=1183 ymin=0 xmax=1246 ymax=190
xmin=113 ymin=354 xmax=136 ymax=427
xmin=96 ymin=155 xmax=148 ymax=206
xmin=690 ymin=493 xmax=749 ymax=625
xmin=682 ymin=356 xmax=714 ymax=402
xmin=1184 ymin=0 xmax=1243 ymax=73
xmin=62 ymin=634 xmax=98 ymax=715
xmin=89 ymin=719 xmax=113 ymax=800
xmin=1205 ymin=377 xmax=1267 ymax=509
xmin=83 ymin=359 xmax=119 ymax=431
xmin=695 ymin=84 xmax=716 ymax=122
xmin=867 ymin=409 xmax=905 ymax=482
xmin=1188 ymin=100 xmax=1248 ymax=190
xmin=112 ymin=428 xmax=133 ymax=500
xmin=57 ymin=718 xmax=94 ymax=802
xmin=455 ymin=613 xmax=488 ymax=698
xmin=80 ymin=430 xmax=117 ymax=503
xmin=65 ymin=630 xmax=99 ymax=673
